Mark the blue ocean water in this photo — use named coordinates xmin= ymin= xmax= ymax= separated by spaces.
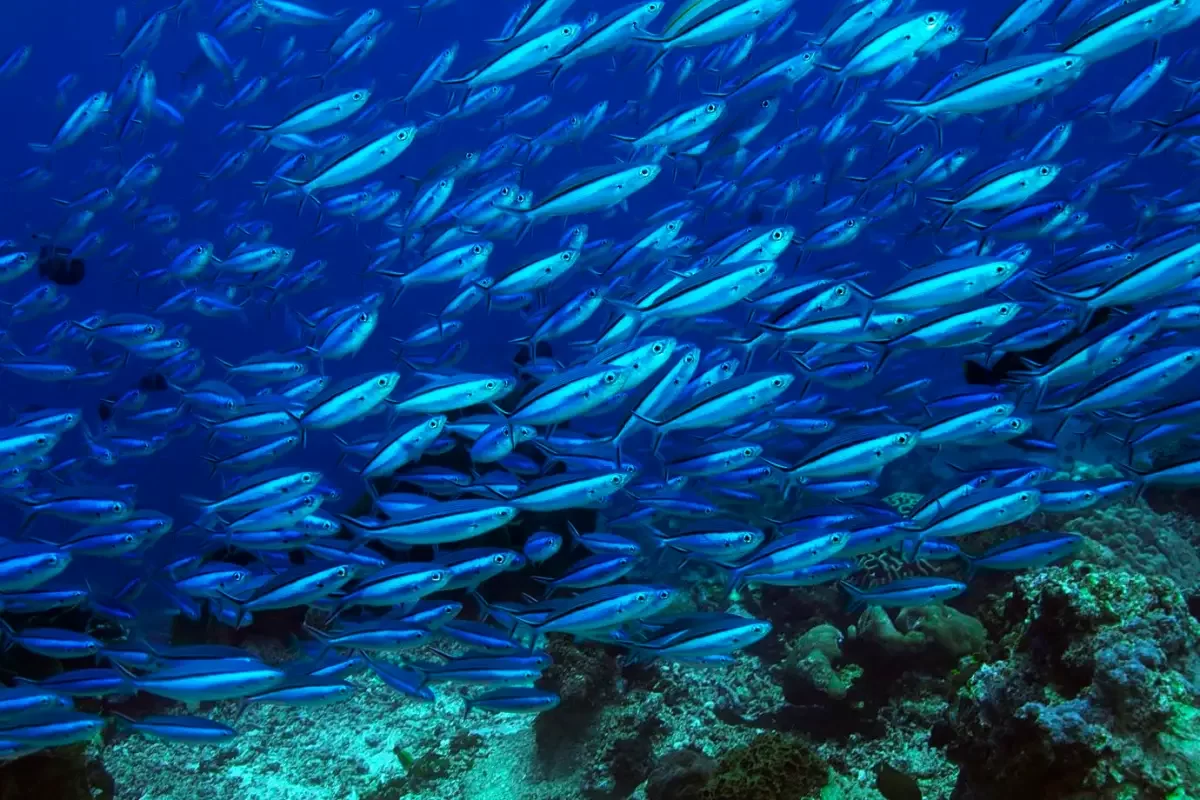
xmin=1 ymin=0 xmax=1200 ymax=797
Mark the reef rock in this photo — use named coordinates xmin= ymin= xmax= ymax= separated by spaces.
xmin=939 ymin=563 xmax=1200 ymax=799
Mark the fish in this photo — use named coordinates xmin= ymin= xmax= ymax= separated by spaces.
xmin=0 ymin=0 xmax=1198 ymax=778
xmin=840 ymin=577 xmax=968 ymax=611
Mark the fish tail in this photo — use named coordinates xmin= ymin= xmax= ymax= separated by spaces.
xmin=642 ymin=46 xmax=668 ymax=73
xmin=838 ymin=580 xmax=866 ymax=612
xmin=723 ymin=565 xmax=744 ymax=596
xmin=179 ymin=494 xmax=214 ymax=513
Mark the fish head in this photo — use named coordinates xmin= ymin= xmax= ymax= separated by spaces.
xmin=768 ymin=373 xmax=795 ymax=393
xmin=635 ymin=2 xmax=666 ymax=26
xmin=919 ymin=10 xmax=950 ymax=33
xmin=634 ymin=163 xmax=662 ymax=185
xmin=989 ymin=301 xmax=1022 ymax=325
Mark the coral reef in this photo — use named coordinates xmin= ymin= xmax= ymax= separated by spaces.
xmin=645 ymin=749 xmax=717 ymax=800
xmin=883 ymin=492 xmax=923 ymax=516
xmin=678 ymin=731 xmax=830 ymax=800
xmin=938 ymin=562 xmax=1200 ymax=799
xmin=780 ymin=623 xmax=859 ymax=702
xmin=533 ymin=637 xmax=624 ymax=768
xmin=91 ymin=492 xmax=1200 ymax=800
xmin=1064 ymin=501 xmax=1200 ymax=592
xmin=0 ymin=744 xmax=113 ymax=800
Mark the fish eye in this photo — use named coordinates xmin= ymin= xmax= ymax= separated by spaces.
xmin=493 ymin=554 xmax=508 ymax=564
xmin=610 ymin=475 xmax=622 ymax=485
xmin=301 ymin=473 xmax=314 ymax=484
xmin=771 ymin=230 xmax=783 ymax=240
xmin=35 ymin=436 xmax=47 ymax=446
xmin=111 ymin=502 xmax=125 ymax=512
xmin=741 ymin=533 xmax=753 ymax=543
xmin=926 ymin=14 xmax=936 ymax=22
xmin=15 ymin=253 xmax=26 ymax=263
xmin=652 ymin=343 xmax=664 ymax=353
xmin=846 ymin=219 xmax=857 ymax=228
xmin=771 ymin=378 xmax=783 ymax=387
xmin=1039 ymin=167 xmax=1050 ymax=176
xmin=430 ymin=571 xmax=443 ymax=582
xmin=761 ymin=99 xmax=771 ymax=108
xmin=604 ymin=372 xmax=617 ymax=383
xmin=561 ymin=251 xmax=573 ymax=261
xmin=636 ymin=593 xmax=647 ymax=602
xmin=358 ymin=312 xmax=370 ymax=322
xmin=835 ymin=286 xmax=847 ymax=295
xmin=485 ymin=381 xmax=497 ymax=389
xmin=428 ymin=419 xmax=440 ymax=428
xmin=657 ymin=589 xmax=670 ymax=599
xmin=896 ymin=434 xmax=909 ymax=445
xmin=639 ymin=168 xmax=650 ymax=176
xmin=291 ymin=363 xmax=303 ymax=372
xmin=999 ymin=306 xmax=1011 ymax=314
xmin=376 ymin=377 xmax=389 ymax=387
xmin=500 ymin=187 xmax=510 ymax=196
xmin=1019 ymin=493 xmax=1031 ymax=502
xmin=706 ymin=103 xmax=717 ymax=113
xmin=396 ymin=130 xmax=408 ymax=141
xmin=743 ymin=448 xmax=754 ymax=457
xmin=587 ymin=289 xmax=598 ymax=298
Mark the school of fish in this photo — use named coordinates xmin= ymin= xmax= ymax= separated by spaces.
xmin=0 ymin=0 xmax=1199 ymax=762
